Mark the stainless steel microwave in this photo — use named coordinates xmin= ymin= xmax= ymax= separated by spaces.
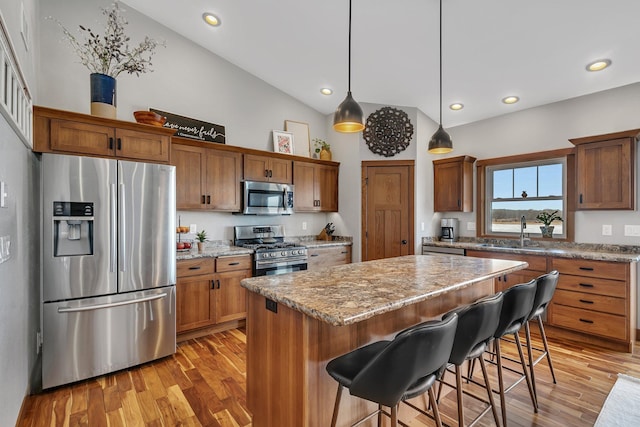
xmin=243 ymin=181 xmax=294 ymax=215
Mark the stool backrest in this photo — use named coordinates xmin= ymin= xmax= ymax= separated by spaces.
xmin=494 ymin=279 xmax=537 ymax=338
xmin=444 ymin=292 xmax=504 ymax=365
xmin=349 ymin=314 xmax=458 ymax=407
xmin=528 ymin=270 xmax=559 ymax=320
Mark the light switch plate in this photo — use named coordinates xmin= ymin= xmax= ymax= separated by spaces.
xmin=302 ymin=222 xmax=307 ymax=230
xmin=0 ymin=181 xmax=7 ymax=208
xmin=624 ymin=225 xmax=640 ymax=237
xmin=602 ymin=224 xmax=612 ymax=236
xmin=190 ymin=224 xmax=197 ymax=234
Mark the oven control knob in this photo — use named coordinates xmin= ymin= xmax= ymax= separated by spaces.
xmin=281 ymin=251 xmax=287 ymax=256
xmin=270 ymin=252 xmax=276 ymax=258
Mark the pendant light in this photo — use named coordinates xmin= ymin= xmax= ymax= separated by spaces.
xmin=428 ymin=0 xmax=453 ymax=154
xmin=333 ymin=0 xmax=365 ymax=133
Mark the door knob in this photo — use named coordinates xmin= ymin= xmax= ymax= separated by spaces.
xmin=401 ymin=240 xmax=408 ymax=244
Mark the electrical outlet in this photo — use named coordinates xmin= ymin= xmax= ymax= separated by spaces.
xmin=421 ymin=222 xmax=425 ymax=231
xmin=624 ymin=225 xmax=640 ymax=237
xmin=302 ymin=221 xmax=307 ymax=230
xmin=0 ymin=181 xmax=7 ymax=208
xmin=190 ymin=224 xmax=197 ymax=234
xmin=602 ymin=224 xmax=612 ymax=236
xmin=467 ymin=222 xmax=476 ymax=231
xmin=266 ymin=298 xmax=278 ymax=313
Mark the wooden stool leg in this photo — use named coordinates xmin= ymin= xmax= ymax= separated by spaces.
xmin=479 ymin=356 xmax=501 ymax=427
xmin=525 ymin=321 xmax=538 ymax=403
xmin=537 ymin=316 xmax=557 ymax=384
xmin=514 ymin=332 xmax=538 ymax=411
xmin=428 ymin=387 xmax=444 ymax=427
xmin=496 ymin=339 xmax=508 ymax=427
xmin=455 ymin=366 xmax=464 ymax=427
xmin=391 ymin=405 xmax=398 ymax=427
xmin=331 ymin=384 xmax=343 ymax=427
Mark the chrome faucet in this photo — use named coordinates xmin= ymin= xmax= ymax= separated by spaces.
xmin=520 ymin=215 xmax=528 ymax=247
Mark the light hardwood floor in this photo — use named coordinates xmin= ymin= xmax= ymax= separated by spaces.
xmin=16 ymin=328 xmax=640 ymax=427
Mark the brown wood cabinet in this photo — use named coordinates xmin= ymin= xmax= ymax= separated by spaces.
xmin=547 ymin=257 xmax=636 ymax=351
xmin=307 ymin=245 xmax=352 ymax=271
xmin=466 ymin=250 xmax=547 ymax=292
xmin=172 ymin=140 xmax=242 ymax=211
xmin=33 ymin=106 xmax=174 ymax=163
xmin=293 ymin=161 xmax=339 ymax=212
xmin=570 ymin=129 xmax=639 ymax=210
xmin=433 ymin=155 xmax=476 ymax=212
xmin=244 ymin=154 xmax=292 ymax=184
xmin=176 ymin=254 xmax=251 ymax=337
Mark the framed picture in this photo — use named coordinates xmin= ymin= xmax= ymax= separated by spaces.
xmin=284 ymin=120 xmax=311 ymax=157
xmin=273 ymin=130 xmax=294 ymax=154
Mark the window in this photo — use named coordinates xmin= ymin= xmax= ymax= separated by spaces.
xmin=485 ymin=158 xmax=567 ymax=238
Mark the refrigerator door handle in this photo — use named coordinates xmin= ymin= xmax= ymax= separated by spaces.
xmin=57 ymin=292 xmax=168 ymax=313
xmin=119 ymin=183 xmax=126 ymax=272
xmin=110 ymin=183 xmax=117 ymax=272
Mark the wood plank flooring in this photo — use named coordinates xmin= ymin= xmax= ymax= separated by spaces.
xmin=16 ymin=328 xmax=640 ymax=427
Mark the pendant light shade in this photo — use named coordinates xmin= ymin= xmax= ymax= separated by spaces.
xmin=333 ymin=0 xmax=364 ymax=133
xmin=428 ymin=0 xmax=453 ymax=154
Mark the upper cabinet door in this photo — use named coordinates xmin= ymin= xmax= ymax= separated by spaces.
xmin=172 ymin=144 xmax=206 ymax=210
xmin=203 ymin=149 xmax=242 ymax=211
xmin=571 ymin=130 xmax=638 ymax=210
xmin=433 ymin=155 xmax=476 ymax=212
xmin=244 ymin=154 xmax=292 ymax=184
xmin=116 ymin=128 xmax=170 ymax=163
xmin=51 ymin=119 xmax=115 ymax=157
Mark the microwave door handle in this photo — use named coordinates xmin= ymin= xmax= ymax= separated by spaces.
xmin=283 ymin=188 xmax=287 ymax=209
xmin=110 ymin=184 xmax=117 ymax=272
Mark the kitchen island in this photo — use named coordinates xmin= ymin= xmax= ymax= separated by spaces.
xmin=241 ymin=254 xmax=528 ymax=427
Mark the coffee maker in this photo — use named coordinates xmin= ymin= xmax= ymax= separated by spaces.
xmin=440 ymin=218 xmax=459 ymax=242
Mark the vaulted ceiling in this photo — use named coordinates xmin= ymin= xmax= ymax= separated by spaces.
xmin=123 ymin=0 xmax=640 ymax=127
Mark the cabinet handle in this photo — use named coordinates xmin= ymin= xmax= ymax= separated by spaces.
xmin=217 ymin=280 xmax=221 ymax=289
xmin=202 ymin=195 xmax=206 ymax=204
xmin=264 ymin=169 xmax=269 ymax=177
xmin=579 ymin=283 xmax=594 ymax=288
xmin=401 ymin=240 xmax=408 ymax=245
xmin=228 ymin=262 xmax=240 ymax=266
xmin=579 ymin=194 xmax=583 ymax=204
xmin=188 ymin=266 xmax=201 ymax=270
xmin=269 ymin=170 xmax=273 ymax=178
xmin=579 ymin=266 xmax=594 ymax=271
xmin=109 ymin=137 xmax=114 ymax=150
xmin=210 ymin=279 xmax=215 ymax=289
xmin=117 ymin=138 xmax=122 ymax=150
xmin=341 ymin=251 xmax=348 ymax=254
xmin=310 ymin=254 xmax=319 ymax=257
xmin=457 ymin=199 xmax=461 ymax=207
xmin=579 ymin=318 xmax=594 ymax=324
xmin=207 ymin=195 xmax=211 ymax=204
xmin=497 ymin=276 xmax=502 ymax=282
xmin=579 ymin=299 xmax=594 ymax=304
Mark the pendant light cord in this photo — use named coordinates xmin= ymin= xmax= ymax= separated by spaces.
xmin=439 ymin=0 xmax=443 ymax=124
xmin=348 ymin=0 xmax=353 ymax=92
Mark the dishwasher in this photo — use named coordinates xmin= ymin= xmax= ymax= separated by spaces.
xmin=422 ymin=245 xmax=466 ymax=256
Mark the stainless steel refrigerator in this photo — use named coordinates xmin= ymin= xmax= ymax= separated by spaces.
xmin=41 ymin=153 xmax=176 ymax=389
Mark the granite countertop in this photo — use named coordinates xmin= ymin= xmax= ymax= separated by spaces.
xmin=299 ymin=239 xmax=352 ymax=248
xmin=422 ymin=238 xmax=640 ymax=263
xmin=241 ymin=255 xmax=527 ymax=326
xmin=176 ymin=245 xmax=253 ymax=260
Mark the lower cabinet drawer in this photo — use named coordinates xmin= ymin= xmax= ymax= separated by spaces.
xmin=557 ymin=274 xmax=627 ymax=298
xmin=553 ymin=289 xmax=626 ymax=316
xmin=549 ymin=304 xmax=627 ymax=341
xmin=177 ymin=258 xmax=215 ymax=277
xmin=216 ymin=255 xmax=252 ymax=272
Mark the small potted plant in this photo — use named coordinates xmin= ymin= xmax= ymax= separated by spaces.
xmin=196 ymin=229 xmax=207 ymax=252
xmin=313 ymin=138 xmax=332 ymax=160
xmin=536 ymin=210 xmax=563 ymax=238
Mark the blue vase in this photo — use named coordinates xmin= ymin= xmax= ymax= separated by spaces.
xmin=90 ymin=73 xmax=117 ymax=118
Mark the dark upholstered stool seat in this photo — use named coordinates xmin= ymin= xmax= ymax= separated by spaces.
xmin=326 ymin=315 xmax=458 ymax=427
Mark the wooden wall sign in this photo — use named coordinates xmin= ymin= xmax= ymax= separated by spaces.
xmin=151 ymin=109 xmax=226 ymax=144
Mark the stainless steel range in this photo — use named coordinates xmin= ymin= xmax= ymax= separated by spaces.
xmin=234 ymin=225 xmax=307 ymax=276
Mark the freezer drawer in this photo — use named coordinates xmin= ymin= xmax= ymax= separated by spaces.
xmin=42 ymin=287 xmax=176 ymax=389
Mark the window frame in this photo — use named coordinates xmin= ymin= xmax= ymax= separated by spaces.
xmin=476 ymin=148 xmax=575 ymax=242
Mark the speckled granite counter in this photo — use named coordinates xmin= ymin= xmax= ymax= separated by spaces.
xmin=241 ymin=254 xmax=526 ymax=326
xmin=176 ymin=245 xmax=252 ymax=260
xmin=422 ymin=238 xmax=640 ymax=263
xmin=298 ymin=239 xmax=352 ymax=249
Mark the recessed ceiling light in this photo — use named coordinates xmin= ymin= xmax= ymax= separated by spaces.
xmin=202 ymin=12 xmax=221 ymax=27
xmin=320 ymin=88 xmax=333 ymax=96
xmin=586 ymin=59 xmax=611 ymax=72
xmin=449 ymin=103 xmax=464 ymax=111
xmin=502 ymin=96 xmax=519 ymax=105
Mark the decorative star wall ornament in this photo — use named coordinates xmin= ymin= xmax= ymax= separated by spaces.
xmin=363 ymin=106 xmax=414 ymax=157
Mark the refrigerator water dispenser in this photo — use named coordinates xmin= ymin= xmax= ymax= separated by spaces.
xmin=53 ymin=201 xmax=94 ymax=257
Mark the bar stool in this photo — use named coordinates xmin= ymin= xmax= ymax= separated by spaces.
xmin=524 ymin=270 xmax=560 ymax=402
xmin=437 ymin=293 xmax=504 ymax=427
xmin=325 ymin=314 xmax=458 ymax=427
xmin=490 ymin=279 xmax=538 ymax=426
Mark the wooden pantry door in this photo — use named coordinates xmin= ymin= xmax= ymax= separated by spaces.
xmin=362 ymin=161 xmax=415 ymax=261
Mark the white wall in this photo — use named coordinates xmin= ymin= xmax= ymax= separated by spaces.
xmin=0 ymin=0 xmax=40 ymax=424
xmin=445 ymin=82 xmax=640 ymax=245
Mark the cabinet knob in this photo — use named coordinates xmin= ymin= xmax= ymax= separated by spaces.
xmin=401 ymin=240 xmax=407 ymax=244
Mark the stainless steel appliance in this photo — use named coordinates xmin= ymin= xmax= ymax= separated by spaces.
xmin=234 ymin=225 xmax=307 ymax=276
xmin=242 ymin=181 xmax=294 ymax=215
xmin=440 ymin=218 xmax=459 ymax=242
xmin=41 ymin=154 xmax=176 ymax=389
